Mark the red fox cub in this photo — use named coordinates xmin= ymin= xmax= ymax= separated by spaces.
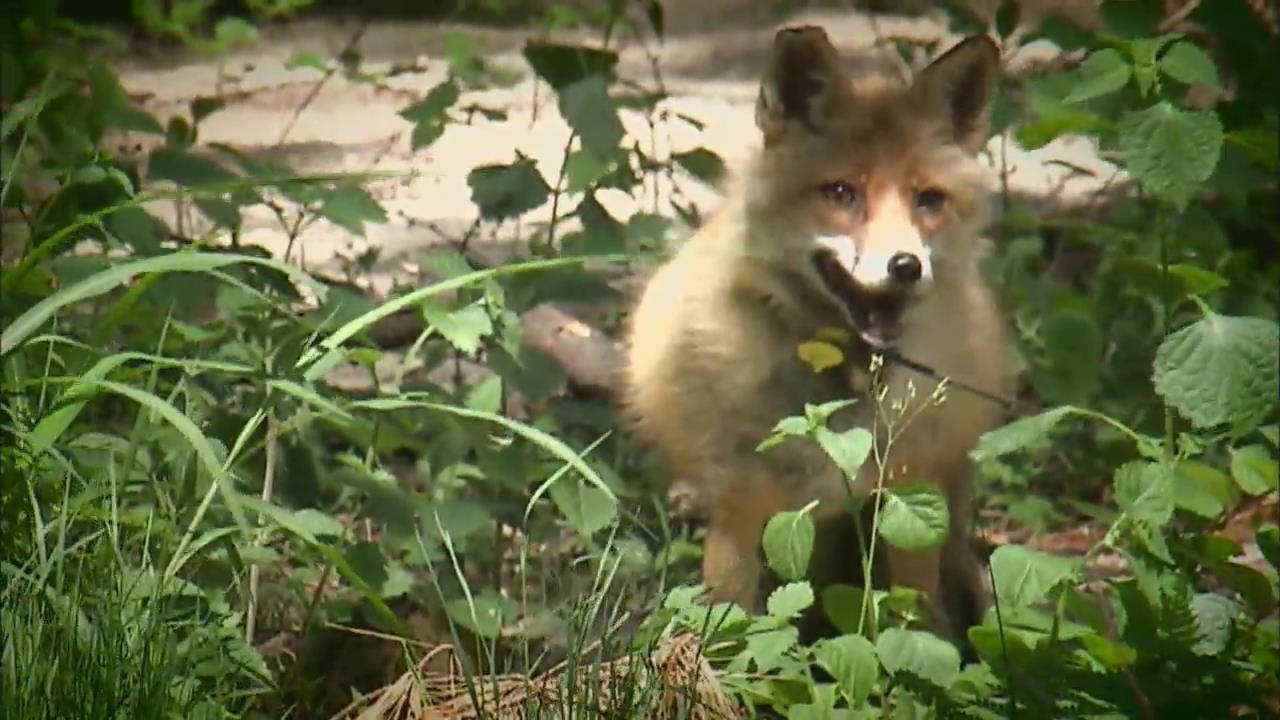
xmin=624 ymin=26 xmax=1016 ymax=646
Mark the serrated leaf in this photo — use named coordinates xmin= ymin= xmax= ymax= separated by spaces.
xmin=971 ymin=406 xmax=1076 ymax=462
xmin=877 ymin=485 xmax=949 ymax=551
xmin=1229 ymin=445 xmax=1277 ymax=496
xmin=876 ymin=627 xmax=960 ymax=688
xmin=1114 ymin=461 xmax=1174 ymax=525
xmin=672 ymin=147 xmax=726 ymax=185
xmin=522 ymin=41 xmax=618 ymax=89
xmin=814 ymin=426 xmax=872 ymax=478
xmin=767 ymin=581 xmax=815 ymax=619
xmin=1190 ymin=593 xmax=1237 ymax=655
xmin=148 ymin=148 xmax=238 ymax=187
xmin=422 ymin=302 xmax=493 ymax=354
xmin=1066 ymin=49 xmax=1132 ymax=103
xmin=989 ymin=544 xmax=1080 ymax=609
xmin=1153 ymin=312 xmax=1279 ymax=429
xmin=400 ymin=80 xmax=460 ymax=150
xmin=1159 ymin=40 xmax=1222 ymax=89
xmin=1173 ymin=461 xmax=1234 ymax=518
xmin=746 ymin=627 xmax=798 ymax=672
xmin=549 ymin=478 xmax=618 ymax=537
xmin=763 ymin=507 xmax=815 ymax=581
xmin=467 ymin=158 xmax=551 ymax=221
xmin=558 ymin=76 xmax=624 ymax=156
xmin=1119 ymin=102 xmax=1223 ymax=209
xmin=813 ymin=634 xmax=878 ymax=704
xmin=319 ymin=185 xmax=387 ymax=235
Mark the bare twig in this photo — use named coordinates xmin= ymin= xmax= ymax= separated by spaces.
xmin=275 ymin=18 xmax=371 ymax=147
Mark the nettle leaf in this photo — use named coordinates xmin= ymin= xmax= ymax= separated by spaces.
xmin=875 ymin=627 xmax=960 ymax=688
xmin=148 ymin=148 xmax=239 ymax=187
xmin=746 ymin=627 xmax=799 ymax=673
xmin=400 ymin=79 xmax=460 ymax=150
xmin=762 ymin=506 xmax=816 ymax=581
xmin=1065 ymin=48 xmax=1132 ymax=103
xmin=1158 ymin=40 xmax=1222 ymax=89
xmin=558 ymin=76 xmax=624 ymax=156
xmin=421 ymin=302 xmax=493 ymax=355
xmin=877 ymin=485 xmax=949 ymax=551
xmin=971 ymin=406 xmax=1076 ymax=462
xmin=1153 ymin=312 xmax=1279 ymax=430
xmin=1229 ymin=445 xmax=1278 ymax=496
xmin=672 ymin=148 xmax=726 ymax=186
xmin=467 ymin=157 xmax=551 ymax=221
xmin=319 ymin=185 xmax=388 ymax=235
xmin=549 ymin=478 xmax=618 ymax=537
xmin=814 ymin=426 xmax=872 ymax=478
xmin=989 ymin=544 xmax=1080 ymax=609
xmin=1172 ymin=461 xmax=1234 ymax=518
xmin=522 ymin=41 xmax=618 ymax=90
xmin=1113 ymin=461 xmax=1174 ymax=526
xmin=813 ymin=634 xmax=879 ymax=705
xmin=767 ymin=581 xmax=815 ymax=619
xmin=1118 ymin=101 xmax=1223 ymax=210
xmin=1190 ymin=593 xmax=1238 ymax=656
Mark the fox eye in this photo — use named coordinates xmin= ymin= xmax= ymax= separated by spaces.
xmin=914 ymin=188 xmax=947 ymax=213
xmin=819 ymin=182 xmax=861 ymax=208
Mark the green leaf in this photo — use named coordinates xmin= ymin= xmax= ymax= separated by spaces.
xmin=1037 ymin=309 xmax=1102 ymax=403
xmin=1114 ymin=461 xmax=1175 ymax=525
xmin=213 ymin=17 xmax=259 ymax=49
xmin=467 ymin=157 xmax=551 ymax=221
xmin=672 ymin=147 xmax=726 ymax=185
xmin=1158 ymin=40 xmax=1221 ymax=89
xmin=1257 ymin=524 xmax=1280 ymax=573
xmin=877 ymin=485 xmax=949 ymax=551
xmin=466 ymin=374 xmax=503 ymax=414
xmin=995 ymin=0 xmax=1020 ymax=39
xmin=319 ymin=185 xmax=387 ymax=236
xmin=746 ymin=627 xmax=799 ymax=672
xmin=989 ymin=544 xmax=1080 ymax=609
xmin=421 ymin=302 xmax=493 ymax=354
xmin=813 ymin=634 xmax=879 ymax=705
xmin=1172 ymin=461 xmax=1234 ymax=518
xmin=148 ymin=148 xmax=238 ymax=187
xmin=557 ymin=76 xmax=624 ymax=156
xmin=548 ymin=478 xmax=618 ymax=537
xmin=763 ymin=507 xmax=816 ymax=581
xmin=875 ymin=627 xmax=960 ymax=688
xmin=1190 ymin=593 xmax=1237 ymax=655
xmin=1118 ymin=102 xmax=1223 ymax=209
xmin=814 ymin=426 xmax=873 ymax=478
xmin=564 ymin=148 xmax=613 ymax=192
xmin=400 ymin=80 xmax=460 ymax=150
xmin=767 ymin=581 xmax=815 ymax=619
xmin=286 ymin=51 xmax=329 ymax=72
xmin=444 ymin=591 xmax=517 ymax=638
xmin=1167 ymin=264 xmax=1229 ymax=295
xmin=1153 ymin=312 xmax=1279 ymax=429
xmin=522 ymin=41 xmax=618 ymax=89
xmin=971 ymin=406 xmax=1076 ymax=462
xmin=1065 ymin=49 xmax=1132 ymax=103
xmin=1229 ymin=445 xmax=1277 ymax=496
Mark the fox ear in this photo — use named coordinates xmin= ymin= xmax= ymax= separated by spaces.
xmin=915 ymin=35 xmax=1000 ymax=154
xmin=755 ymin=26 xmax=851 ymax=141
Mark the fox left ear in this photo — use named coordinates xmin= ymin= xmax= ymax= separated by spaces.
xmin=915 ymin=35 xmax=1001 ymax=154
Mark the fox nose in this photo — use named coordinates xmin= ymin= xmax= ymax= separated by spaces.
xmin=887 ymin=252 xmax=923 ymax=285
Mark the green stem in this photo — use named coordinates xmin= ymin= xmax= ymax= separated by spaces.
xmin=1156 ymin=205 xmax=1175 ymax=461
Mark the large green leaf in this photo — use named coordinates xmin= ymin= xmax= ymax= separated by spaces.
xmin=875 ymin=627 xmax=960 ymax=688
xmin=467 ymin=157 xmax=551 ymax=221
xmin=762 ymin=506 xmax=815 ymax=581
xmin=1065 ymin=48 xmax=1132 ymax=103
xmin=989 ymin=544 xmax=1080 ymax=609
xmin=1158 ymin=40 xmax=1222 ymax=89
xmin=1113 ymin=461 xmax=1175 ymax=526
xmin=522 ymin=41 xmax=618 ymax=89
xmin=1153 ymin=312 xmax=1279 ymax=429
xmin=557 ymin=76 xmax=624 ymax=156
xmin=970 ymin=406 xmax=1077 ymax=462
xmin=1118 ymin=101 xmax=1223 ymax=210
xmin=877 ymin=485 xmax=949 ymax=551
xmin=813 ymin=634 xmax=878 ymax=705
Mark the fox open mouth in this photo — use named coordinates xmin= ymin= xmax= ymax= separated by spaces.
xmin=811 ymin=250 xmax=911 ymax=348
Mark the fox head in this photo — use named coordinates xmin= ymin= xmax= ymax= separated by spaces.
xmin=741 ymin=26 xmax=1000 ymax=347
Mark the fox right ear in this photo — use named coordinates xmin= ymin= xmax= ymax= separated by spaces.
xmin=756 ymin=26 xmax=851 ymax=141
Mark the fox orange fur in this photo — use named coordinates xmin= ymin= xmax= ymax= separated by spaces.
xmin=623 ymin=26 xmax=1017 ymax=645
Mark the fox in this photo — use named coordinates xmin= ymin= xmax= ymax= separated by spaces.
xmin=623 ymin=26 xmax=1017 ymax=647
